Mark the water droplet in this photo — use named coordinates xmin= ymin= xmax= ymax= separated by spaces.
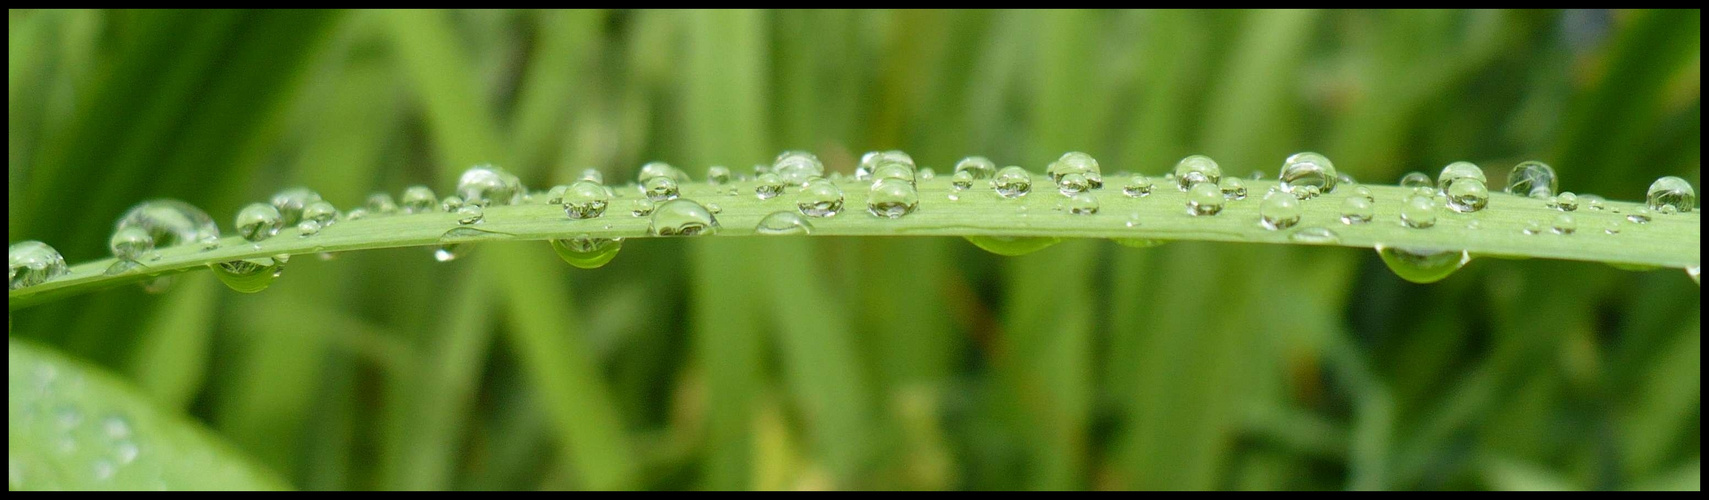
xmin=1603 ymin=221 xmax=1621 ymax=235
xmin=303 ymin=200 xmax=339 ymax=228
xmin=637 ymin=161 xmax=686 ymax=183
xmin=1219 ymin=177 xmax=1248 ymax=200
xmin=773 ymin=151 xmax=826 ymax=186
xmin=919 ymin=168 xmax=936 ymax=180
xmin=395 ymin=185 xmax=436 ymax=214
xmin=756 ymin=211 xmax=815 ymax=235
xmin=1057 ymin=172 xmax=1091 ymax=195
xmin=1047 ymin=152 xmax=1103 ymax=188
xmin=456 ymin=205 xmax=485 ymax=225
xmin=1583 ymin=195 xmax=1606 ymax=211
xmin=579 ymin=168 xmax=605 ymax=184
xmin=1400 ymin=195 xmax=1437 ymax=229
xmin=236 ymin=203 xmax=284 ymax=242
xmin=440 ymin=196 xmax=464 ymax=213
xmin=1186 ymin=182 xmax=1224 ymax=216
xmin=1278 ymin=152 xmax=1337 ymax=198
xmin=951 ymin=170 xmax=975 ymax=190
xmin=650 ymin=199 xmax=719 ymax=236
xmin=867 ymin=178 xmax=919 ymax=218
xmin=1347 ymin=186 xmax=1374 ymax=204
xmin=457 ymin=164 xmax=524 ymax=206
xmin=643 ymin=176 xmax=681 ymax=201
xmin=964 ymin=236 xmax=1061 ymax=256
xmin=1066 ymin=193 xmax=1099 ymax=215
xmin=856 ymin=150 xmax=914 ymax=181
xmin=954 ymin=156 xmax=996 ymax=180
xmin=1251 ymin=170 xmax=1266 ymax=180
xmin=1337 ymin=172 xmax=1358 ymax=186
xmin=993 ymin=166 xmax=1032 ymax=198
xmin=433 ymin=246 xmax=463 ymax=262
xmin=1173 ymin=155 xmax=1221 ymax=191
xmin=296 ymin=220 xmax=321 ymax=237
xmin=113 ymin=199 xmax=221 ymax=254
xmin=1443 ymin=176 xmax=1489 ymax=213
xmin=1259 ymin=192 xmax=1302 ymax=230
xmin=707 ymin=165 xmax=732 ymax=185
xmin=1376 ymin=245 xmax=1470 ymax=283
xmin=544 ymin=185 xmax=569 ymax=205
xmin=563 ymin=180 xmax=611 ymax=219
xmin=1626 ymin=207 xmax=1652 ymax=224
xmin=269 ymin=187 xmax=324 ymax=225
xmin=1553 ymin=191 xmax=1579 ymax=212
xmin=1123 ymin=175 xmax=1154 ymax=197
xmin=797 ymin=178 xmax=846 ymax=217
xmin=1551 ymin=214 xmax=1577 ymax=235
xmin=1646 ymin=176 xmax=1695 ymax=214
xmin=365 ymin=192 xmax=399 ymax=214
xmin=550 ymin=235 xmax=623 ymax=269
xmin=630 ymin=198 xmax=656 ymax=216
xmin=1523 ymin=221 xmax=1545 ymax=235
xmin=755 ymin=173 xmax=785 ymax=200
xmin=1399 ymin=171 xmax=1434 ymax=190
xmin=1289 ymin=226 xmax=1340 ymax=244
xmin=1506 ymin=161 xmax=1557 ymax=198
xmin=210 ymin=257 xmax=284 ymax=293
xmin=109 ymin=227 xmax=154 ymax=262
xmin=1688 ymin=265 xmax=1700 ymax=284
xmin=871 ymin=161 xmax=917 ymax=186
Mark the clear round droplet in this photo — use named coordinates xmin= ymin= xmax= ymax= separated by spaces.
xmin=1340 ymin=197 xmax=1374 ymax=225
xmin=1123 ymin=175 xmax=1154 ymax=197
xmin=773 ymin=151 xmax=826 ymax=186
xmin=1349 ymin=186 xmax=1374 ymax=203
xmin=951 ymin=170 xmax=975 ymax=190
xmin=1399 ymin=172 xmax=1434 ymax=191
xmin=457 ymin=164 xmax=524 ymax=206
xmin=399 ymin=186 xmax=437 ymax=214
xmin=1259 ymin=192 xmax=1302 ymax=230
xmin=9 ymin=241 xmax=69 ymax=290
xmin=993 ymin=166 xmax=1032 ymax=198
xmin=296 ymin=220 xmax=321 ymax=237
xmin=756 ymin=211 xmax=814 ymax=235
xmin=1057 ymin=172 xmax=1091 ymax=195
xmin=1278 ymin=152 xmax=1336 ymax=198
xmin=551 ymin=235 xmax=623 ymax=269
xmin=871 ymin=161 xmax=917 ymax=186
xmin=456 ymin=205 xmax=485 ymax=225
xmin=1523 ymin=220 xmax=1545 ymax=235
xmin=365 ymin=192 xmax=399 ymax=214
xmin=544 ymin=185 xmax=570 ymax=205
xmin=1186 ymin=182 xmax=1225 ymax=216
xmin=1376 ymin=245 xmax=1470 ymax=284
xmin=562 ymin=180 xmax=611 ymax=219
xmin=1551 ymin=214 xmax=1577 ymax=235
xmin=302 ymin=200 xmax=338 ymax=228
xmin=114 ymin=199 xmax=221 ymax=254
xmin=1646 ymin=176 xmax=1695 ymax=214
xmin=1443 ymin=175 xmax=1490 ymax=213
xmin=630 ymin=198 xmax=656 ymax=217
xmin=269 ymin=187 xmax=324 ymax=225
xmin=755 ymin=173 xmax=785 ymax=200
xmin=1066 ymin=193 xmax=1099 ymax=215
xmin=579 ymin=168 xmax=605 ymax=184
xmin=796 ymin=178 xmax=846 ymax=217
xmin=236 ymin=203 xmax=284 ymax=242
xmin=707 ymin=165 xmax=732 ymax=185
xmin=638 ymin=161 xmax=685 ymax=183
xmin=1506 ymin=161 xmax=1557 ymax=198
xmin=1553 ymin=191 xmax=1579 ymax=212
xmin=1436 ymin=161 xmax=1486 ymax=191
xmin=1173 ymin=155 xmax=1221 ymax=191
xmin=650 ymin=199 xmax=720 ymax=236
xmin=1626 ymin=207 xmax=1652 ymax=224
xmin=954 ymin=156 xmax=997 ymax=180
xmin=1220 ymin=177 xmax=1248 ymax=200
xmin=856 ymin=150 xmax=914 ymax=181
xmin=643 ymin=176 xmax=681 ymax=201
xmin=867 ymin=178 xmax=919 ymax=218
xmin=109 ymin=227 xmax=154 ymax=262
xmin=1400 ymin=195 xmax=1438 ymax=229
xmin=440 ymin=195 xmax=465 ymax=213
xmin=1047 ymin=152 xmax=1102 ymax=188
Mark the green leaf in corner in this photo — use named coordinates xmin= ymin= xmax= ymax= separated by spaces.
xmin=8 ymin=338 xmax=288 ymax=491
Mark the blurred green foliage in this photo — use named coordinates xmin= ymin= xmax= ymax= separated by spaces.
xmin=7 ymin=9 xmax=1700 ymax=491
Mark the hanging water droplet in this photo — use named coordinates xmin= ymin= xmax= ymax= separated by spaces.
xmin=562 ymin=180 xmax=611 ymax=219
xmin=551 ymin=235 xmax=623 ymax=269
xmin=964 ymin=236 xmax=1061 ymax=256
xmin=951 ymin=170 xmax=975 ymax=190
xmin=954 ymin=156 xmax=996 ymax=180
xmin=1047 ymin=152 xmax=1103 ymax=188
xmin=1646 ymin=176 xmax=1695 ymax=214
xmin=650 ymin=199 xmax=719 ymax=236
xmin=867 ymin=178 xmax=919 ymax=218
xmin=1400 ymin=195 xmax=1437 ymax=229
xmin=1186 ymin=182 xmax=1224 ymax=216
xmin=109 ymin=227 xmax=154 ymax=262
xmin=1626 ymin=207 xmax=1652 ymax=224
xmin=643 ymin=176 xmax=681 ymax=201
xmin=433 ymin=246 xmax=463 ymax=262
xmin=269 ymin=187 xmax=323 ymax=226
xmin=756 ymin=211 xmax=814 ymax=235
xmin=113 ymin=199 xmax=222 ymax=254
xmin=458 ymin=164 xmax=524 ymax=206
xmin=210 ymin=257 xmax=284 ymax=293
xmin=773 ymin=151 xmax=826 ymax=186
xmin=236 ymin=203 xmax=284 ymax=242
xmin=1173 ymin=155 xmax=1221 ymax=191
xmin=707 ymin=165 xmax=732 ymax=185
xmin=1506 ymin=161 xmax=1557 ymax=198
xmin=1066 ymin=193 xmax=1099 ymax=215
xmin=993 ymin=166 xmax=1032 ymax=198
xmin=1219 ymin=177 xmax=1248 ymax=200
xmin=856 ymin=150 xmax=914 ymax=181
xmin=796 ymin=178 xmax=845 ymax=217
xmin=1399 ymin=172 xmax=1434 ymax=190
xmin=1259 ymin=192 xmax=1302 ymax=230
xmin=1289 ymin=226 xmax=1340 ymax=244
xmin=456 ymin=205 xmax=485 ymax=225
xmin=755 ymin=173 xmax=785 ymax=200
xmin=1376 ymin=245 xmax=1470 ymax=284
xmin=1553 ymin=191 xmax=1579 ymax=212
xmin=630 ymin=198 xmax=656 ymax=217
xmin=1551 ymin=214 xmax=1576 ymax=235
xmin=9 ymin=241 xmax=68 ymax=290
xmin=1123 ymin=175 xmax=1154 ymax=197
xmin=297 ymin=220 xmax=321 ymax=237
xmin=1057 ymin=172 xmax=1091 ymax=195
xmin=1278 ymin=152 xmax=1337 ymax=198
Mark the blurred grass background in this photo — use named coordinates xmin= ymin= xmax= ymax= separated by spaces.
xmin=7 ymin=9 xmax=1700 ymax=490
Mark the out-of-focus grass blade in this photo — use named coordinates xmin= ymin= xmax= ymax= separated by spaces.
xmin=378 ymin=266 xmax=493 ymax=490
xmin=126 ymin=272 xmax=220 ymax=410
xmin=383 ymin=9 xmax=507 ymax=176
xmin=508 ymin=10 xmax=605 ymax=178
